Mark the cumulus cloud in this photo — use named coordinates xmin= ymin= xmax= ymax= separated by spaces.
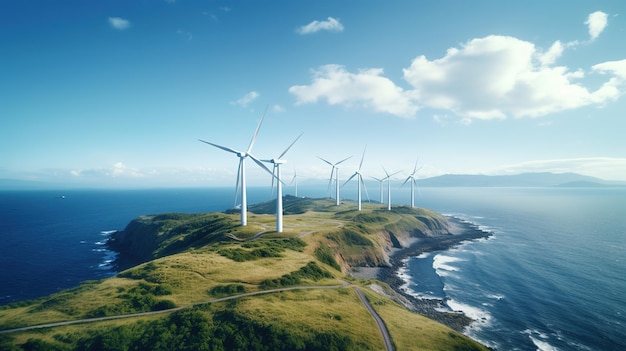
xmin=108 ymin=17 xmax=130 ymax=30
xmin=290 ymin=11 xmax=626 ymax=121
xmin=289 ymin=64 xmax=418 ymax=117
xmin=297 ymin=17 xmax=344 ymax=34
xmin=585 ymin=11 xmax=608 ymax=40
xmin=232 ymin=91 xmax=260 ymax=107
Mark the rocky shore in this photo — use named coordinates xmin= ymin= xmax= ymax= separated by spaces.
xmin=374 ymin=216 xmax=492 ymax=331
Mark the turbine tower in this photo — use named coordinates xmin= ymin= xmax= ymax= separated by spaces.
xmin=383 ymin=167 xmax=401 ymax=211
xmin=318 ymin=155 xmax=352 ymax=205
xmin=262 ymin=133 xmax=303 ymax=233
xmin=402 ymin=158 xmax=421 ymax=208
xmin=198 ymin=108 xmax=274 ymax=226
xmin=343 ymin=147 xmax=368 ymax=211
xmin=371 ymin=176 xmax=385 ymax=204
xmin=289 ymin=168 xmax=298 ymax=198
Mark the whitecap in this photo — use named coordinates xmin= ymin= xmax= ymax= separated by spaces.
xmin=529 ymin=336 xmax=561 ymax=351
xmin=415 ymin=252 xmax=430 ymax=259
xmin=100 ymin=230 xmax=117 ymax=235
xmin=446 ymin=298 xmax=492 ymax=327
xmin=433 ymin=254 xmax=463 ymax=273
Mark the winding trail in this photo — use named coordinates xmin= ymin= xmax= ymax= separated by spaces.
xmin=354 ymin=287 xmax=395 ymax=351
xmin=1 ymin=282 xmax=394 ymax=351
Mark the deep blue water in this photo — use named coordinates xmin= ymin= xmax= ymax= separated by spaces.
xmin=402 ymin=187 xmax=626 ymax=351
xmin=1 ymin=186 xmax=625 ymax=350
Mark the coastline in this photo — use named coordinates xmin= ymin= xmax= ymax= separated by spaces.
xmin=369 ymin=216 xmax=492 ymax=332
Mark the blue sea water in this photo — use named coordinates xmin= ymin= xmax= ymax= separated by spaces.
xmin=401 ymin=187 xmax=626 ymax=351
xmin=1 ymin=186 xmax=625 ymax=350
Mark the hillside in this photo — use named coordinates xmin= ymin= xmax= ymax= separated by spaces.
xmin=0 ymin=196 xmax=490 ymax=351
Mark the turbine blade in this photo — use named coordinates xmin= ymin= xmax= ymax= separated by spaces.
xmin=318 ymin=156 xmax=334 ymax=167
xmin=246 ymin=105 xmax=268 ymax=153
xmin=234 ymin=159 xmax=242 ymax=207
xmin=382 ymin=166 xmax=390 ymax=178
xmin=327 ymin=167 xmax=335 ymax=192
xmin=358 ymin=146 xmax=366 ymax=170
xmin=342 ymin=172 xmax=357 ymax=188
xmin=248 ymin=154 xmax=276 ymax=178
xmin=278 ymin=132 xmax=303 ymax=159
xmin=412 ymin=157 xmax=419 ymax=174
xmin=335 ymin=155 xmax=352 ymax=166
xmin=199 ymin=139 xmax=241 ymax=155
xmin=401 ymin=176 xmax=411 ymax=188
xmin=271 ymin=165 xmax=277 ymax=195
xmin=360 ymin=175 xmax=370 ymax=203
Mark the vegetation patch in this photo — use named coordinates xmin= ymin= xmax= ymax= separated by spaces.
xmin=314 ymin=245 xmax=341 ymax=271
xmin=208 ymin=284 xmax=246 ymax=298
xmin=85 ymin=282 xmax=175 ymax=318
xmin=259 ymin=262 xmax=333 ymax=289
xmin=217 ymin=238 xmax=306 ymax=262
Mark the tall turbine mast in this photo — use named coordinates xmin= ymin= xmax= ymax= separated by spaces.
xmin=383 ymin=167 xmax=401 ymax=211
xmin=402 ymin=158 xmax=421 ymax=208
xmin=343 ymin=147 xmax=368 ymax=211
xmin=318 ymin=155 xmax=352 ymax=206
xmin=371 ymin=176 xmax=385 ymax=204
xmin=262 ymin=133 xmax=303 ymax=233
xmin=289 ymin=168 xmax=298 ymax=198
xmin=199 ymin=107 xmax=274 ymax=226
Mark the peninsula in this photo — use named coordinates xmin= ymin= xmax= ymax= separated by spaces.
xmin=0 ymin=196 xmax=490 ymax=350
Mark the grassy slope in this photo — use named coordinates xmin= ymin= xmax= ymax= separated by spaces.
xmin=0 ymin=197 xmax=488 ymax=351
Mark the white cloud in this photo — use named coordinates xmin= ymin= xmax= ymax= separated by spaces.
xmin=289 ymin=64 xmax=418 ymax=117
xmin=585 ymin=11 xmax=608 ymax=40
xmin=297 ymin=17 xmax=344 ymax=35
xmin=290 ymin=13 xmax=625 ymax=121
xmin=402 ymin=35 xmax=611 ymax=119
xmin=108 ymin=17 xmax=130 ymax=30
xmin=232 ymin=91 xmax=260 ymax=106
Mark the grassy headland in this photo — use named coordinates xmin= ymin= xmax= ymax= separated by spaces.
xmin=0 ymin=196 xmax=490 ymax=350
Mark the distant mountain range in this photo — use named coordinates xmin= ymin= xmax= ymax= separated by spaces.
xmin=417 ymin=172 xmax=626 ymax=187
xmin=1 ymin=172 xmax=625 ymax=190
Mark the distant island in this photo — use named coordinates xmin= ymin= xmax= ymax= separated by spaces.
xmin=417 ymin=172 xmax=626 ymax=187
xmin=0 ymin=196 xmax=491 ymax=351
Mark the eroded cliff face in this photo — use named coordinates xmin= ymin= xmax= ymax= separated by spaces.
xmin=107 ymin=216 xmax=161 ymax=262
xmin=332 ymin=211 xmax=455 ymax=270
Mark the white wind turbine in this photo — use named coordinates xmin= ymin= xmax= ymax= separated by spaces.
xmin=371 ymin=176 xmax=385 ymax=204
xmin=263 ymin=133 xmax=303 ymax=233
xmin=289 ymin=167 xmax=299 ymax=198
xmin=318 ymin=155 xmax=352 ymax=205
xmin=198 ymin=109 xmax=275 ymax=226
xmin=383 ymin=167 xmax=401 ymax=211
xmin=402 ymin=158 xmax=421 ymax=208
xmin=342 ymin=147 xmax=369 ymax=211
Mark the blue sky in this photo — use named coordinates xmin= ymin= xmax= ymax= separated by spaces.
xmin=2 ymin=0 xmax=626 ymax=189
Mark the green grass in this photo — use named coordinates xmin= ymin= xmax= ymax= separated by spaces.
xmin=0 ymin=197 xmax=489 ymax=351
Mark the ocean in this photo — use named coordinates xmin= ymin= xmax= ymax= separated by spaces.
xmin=1 ymin=186 xmax=625 ymax=350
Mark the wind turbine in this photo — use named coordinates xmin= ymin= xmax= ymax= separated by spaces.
xmin=289 ymin=167 xmax=299 ymax=198
xmin=383 ymin=167 xmax=401 ymax=211
xmin=263 ymin=133 xmax=303 ymax=233
xmin=402 ymin=158 xmax=421 ymax=208
xmin=318 ymin=155 xmax=352 ymax=205
xmin=371 ymin=176 xmax=385 ymax=204
xmin=198 ymin=108 xmax=274 ymax=226
xmin=342 ymin=147 xmax=369 ymax=211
